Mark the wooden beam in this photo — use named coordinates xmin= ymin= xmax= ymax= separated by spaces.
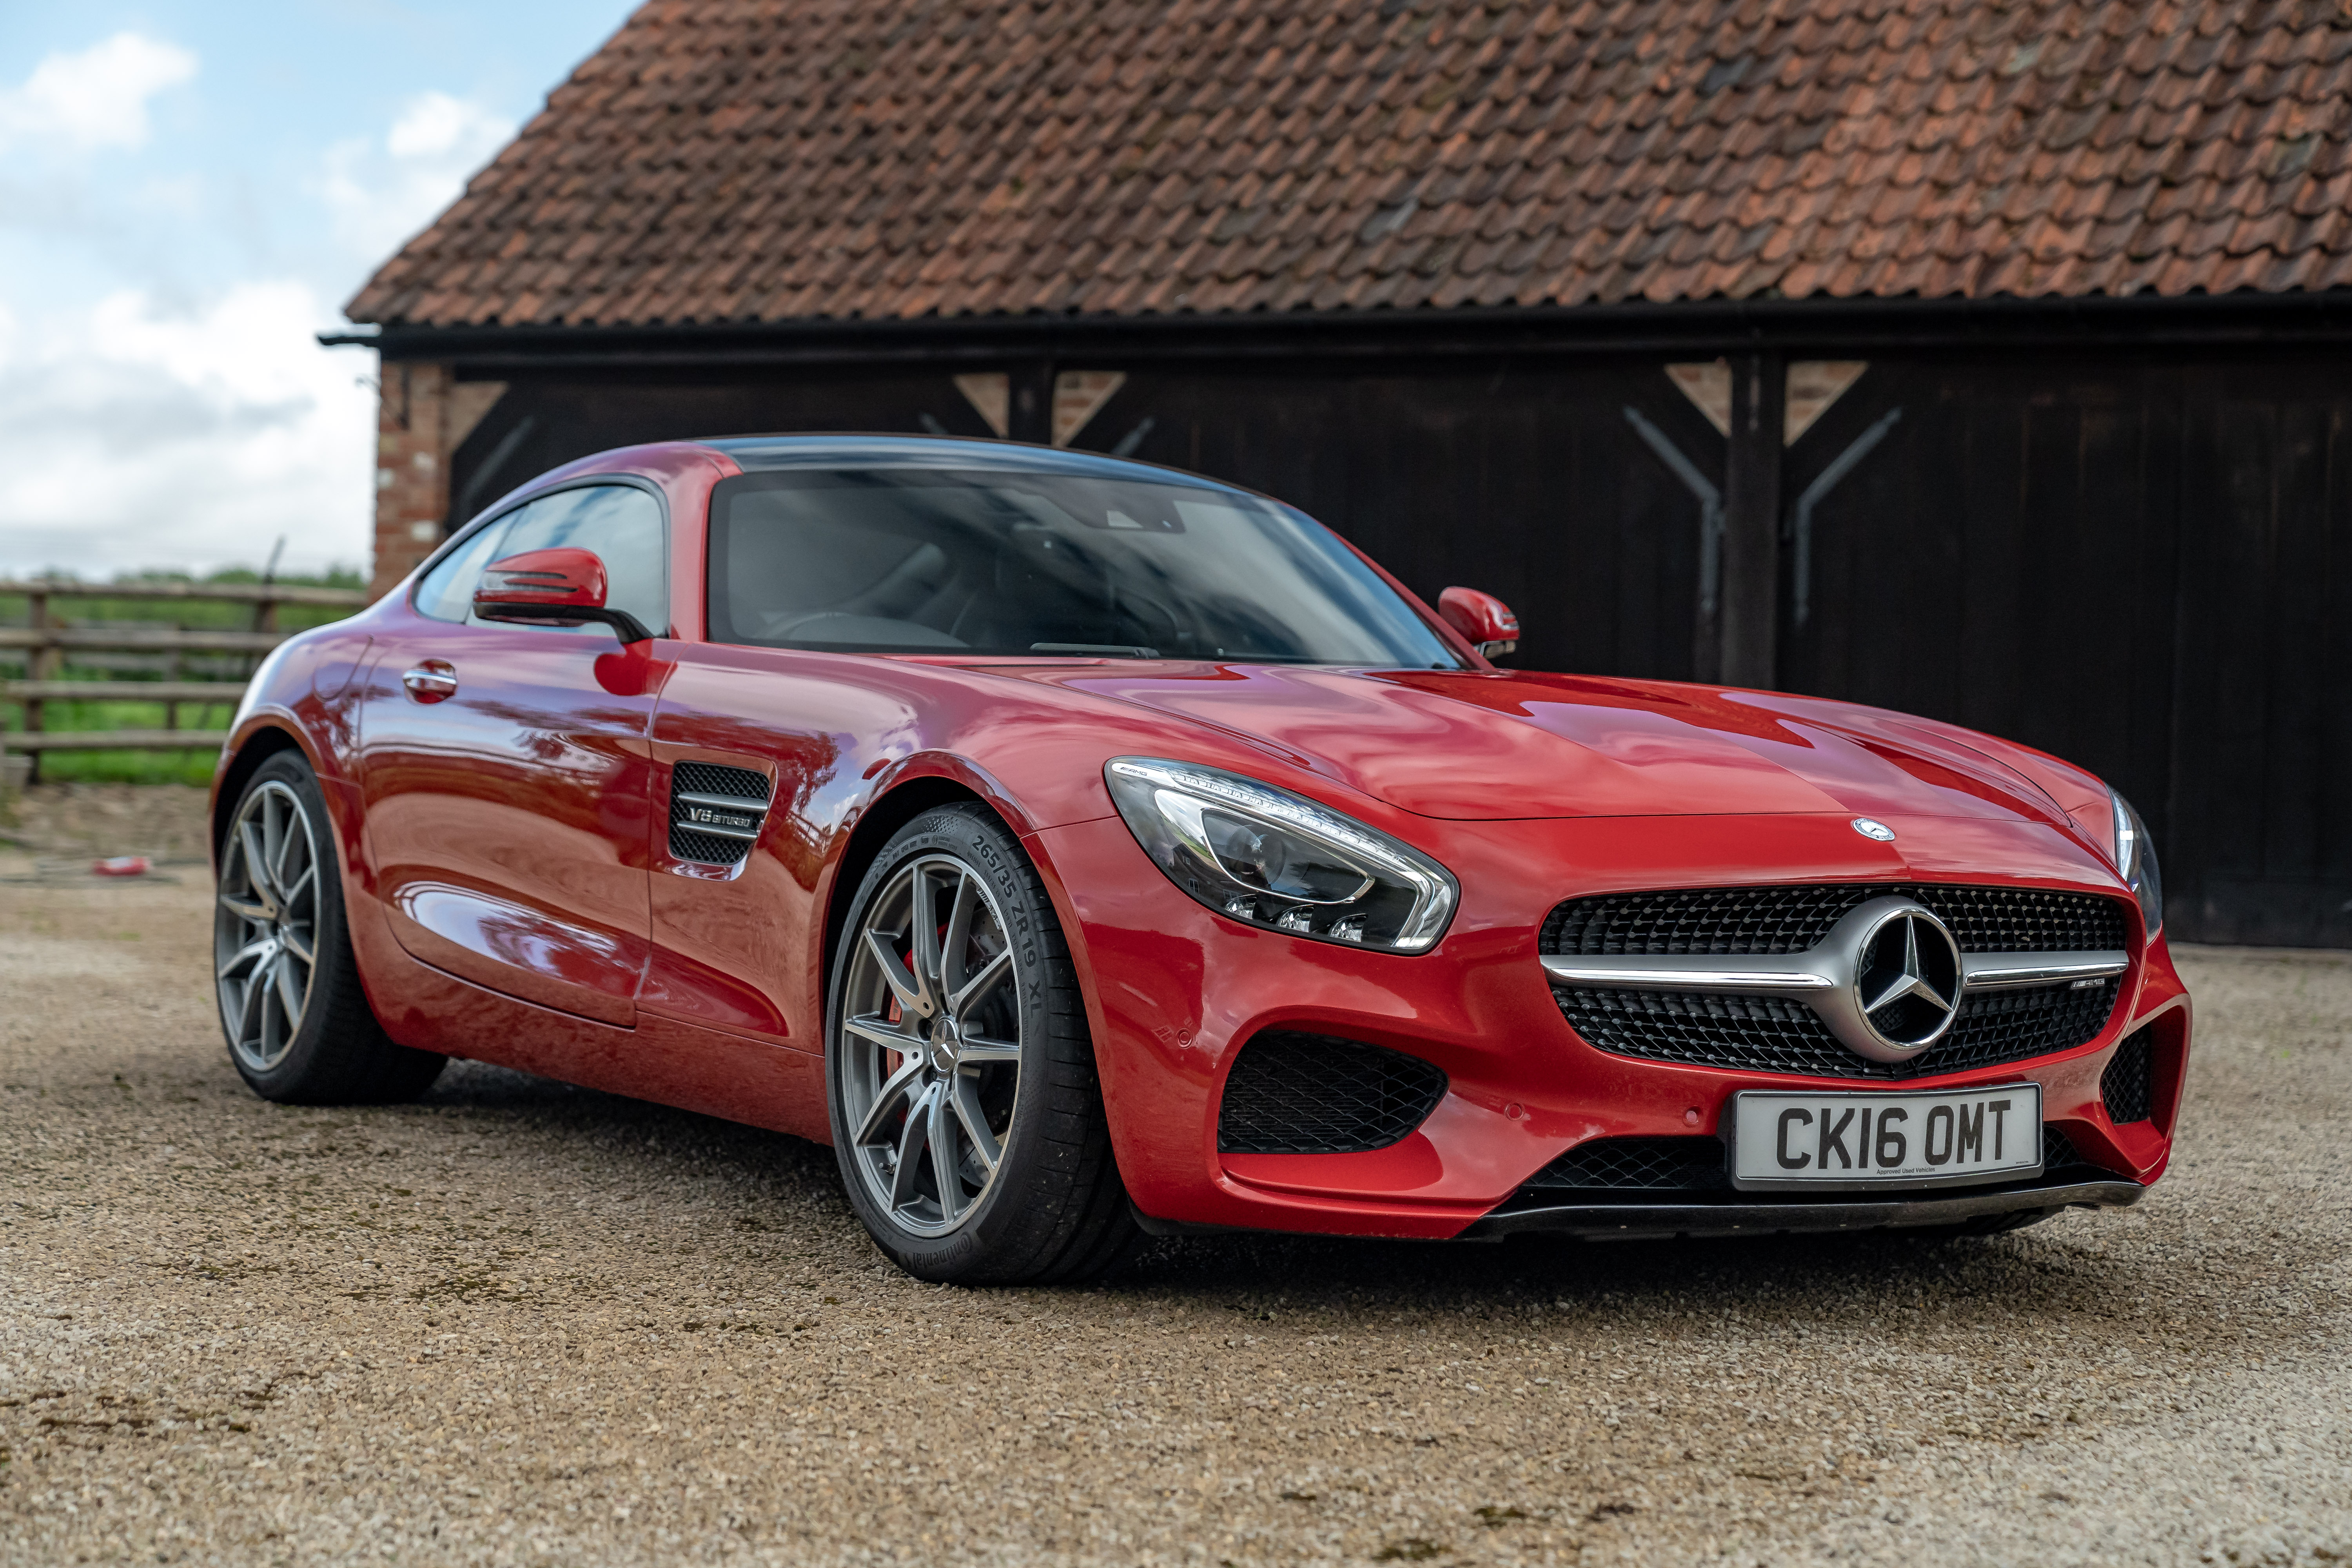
xmin=0 ymin=628 xmax=288 ymax=654
xmin=1 ymin=681 xmax=249 ymax=704
xmin=0 ymin=730 xmax=231 ymax=753
xmin=1006 ymin=361 xmax=1056 ymax=445
xmin=1717 ymin=350 xmax=1786 ymax=689
xmin=0 ymin=578 xmax=363 ymax=608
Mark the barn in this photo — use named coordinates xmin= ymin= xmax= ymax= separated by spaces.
xmin=330 ymin=0 xmax=2352 ymax=946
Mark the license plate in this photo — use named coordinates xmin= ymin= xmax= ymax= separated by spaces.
xmin=1727 ymin=1083 xmax=2042 ymax=1192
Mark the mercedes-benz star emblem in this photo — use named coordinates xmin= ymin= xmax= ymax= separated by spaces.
xmin=1851 ymin=817 xmax=1896 ymax=841
xmin=1811 ymin=897 xmax=1965 ymax=1062
xmin=1859 ymin=912 xmax=1960 ymax=1044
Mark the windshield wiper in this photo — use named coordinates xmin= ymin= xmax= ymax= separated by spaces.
xmin=1028 ymin=642 xmax=1160 ymax=659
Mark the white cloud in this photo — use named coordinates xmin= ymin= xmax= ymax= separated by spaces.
xmin=0 ymin=33 xmax=198 ymax=154
xmin=0 ymin=281 xmax=373 ymax=578
xmin=321 ymin=90 xmax=513 ymax=260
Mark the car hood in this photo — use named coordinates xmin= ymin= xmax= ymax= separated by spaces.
xmin=1020 ymin=664 xmax=2079 ymax=828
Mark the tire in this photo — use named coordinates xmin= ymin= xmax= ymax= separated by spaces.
xmin=825 ymin=802 xmax=1142 ymax=1284
xmin=215 ymin=751 xmax=446 ymax=1105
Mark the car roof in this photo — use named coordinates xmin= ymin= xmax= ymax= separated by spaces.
xmin=701 ymin=434 xmax=1249 ymax=493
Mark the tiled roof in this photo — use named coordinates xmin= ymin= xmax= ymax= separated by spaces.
xmin=346 ymin=0 xmax=2352 ymax=328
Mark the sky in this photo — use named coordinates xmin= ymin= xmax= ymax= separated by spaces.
xmin=0 ymin=1 xmax=631 ymax=580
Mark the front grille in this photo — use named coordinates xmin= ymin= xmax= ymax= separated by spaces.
xmin=1553 ymin=979 xmax=2120 ymax=1081
xmin=1216 ymin=1032 xmax=1447 ymax=1154
xmin=2102 ymin=1029 xmax=2156 ymax=1123
xmin=1543 ymin=884 xmax=2129 ymax=957
xmin=668 ymin=761 xmax=773 ymax=866
xmin=1528 ymin=1136 xmax=1728 ymax=1191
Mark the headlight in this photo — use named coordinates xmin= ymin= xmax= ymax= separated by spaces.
xmin=2109 ymin=788 xmax=2163 ymax=936
xmin=1104 ymin=757 xmax=1458 ymax=953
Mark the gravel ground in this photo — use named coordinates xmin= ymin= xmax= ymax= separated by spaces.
xmin=2 ymin=786 xmax=2348 ymax=1567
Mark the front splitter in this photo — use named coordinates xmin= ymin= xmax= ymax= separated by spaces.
xmin=1462 ymin=1177 xmax=2143 ymax=1241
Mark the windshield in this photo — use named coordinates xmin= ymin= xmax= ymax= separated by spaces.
xmin=705 ymin=467 xmax=1463 ymax=667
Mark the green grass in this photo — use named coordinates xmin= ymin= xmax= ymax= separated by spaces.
xmin=22 ymin=750 xmax=220 ymax=786
xmin=1 ymin=697 xmax=234 ymax=785
xmin=1 ymin=566 xmax=358 ymax=784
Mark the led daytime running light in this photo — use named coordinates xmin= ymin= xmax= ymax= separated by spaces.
xmin=1104 ymin=757 xmax=1459 ymax=953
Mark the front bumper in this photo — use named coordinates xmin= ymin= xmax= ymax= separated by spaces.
xmin=1029 ymin=808 xmax=2190 ymax=1243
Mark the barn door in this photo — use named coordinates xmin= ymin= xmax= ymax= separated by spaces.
xmin=2163 ymin=368 xmax=2352 ymax=945
xmin=1766 ymin=354 xmax=2352 ymax=946
xmin=1768 ymin=357 xmax=2180 ymax=841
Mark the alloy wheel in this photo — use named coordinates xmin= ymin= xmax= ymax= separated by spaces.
xmin=838 ymin=853 xmax=1023 ymax=1238
xmin=214 ymin=780 xmax=320 ymax=1074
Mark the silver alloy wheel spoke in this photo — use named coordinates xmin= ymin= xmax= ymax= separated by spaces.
xmin=954 ymin=1034 xmax=1021 ymax=1063
xmin=864 ymin=929 xmax=931 ymax=1018
xmin=219 ymin=891 xmax=273 ymax=924
xmin=948 ymin=949 xmax=1012 ymax=1015
xmin=239 ymin=822 xmax=279 ymax=913
xmin=218 ymin=936 xmax=274 ymax=982
xmin=907 ymin=866 xmax=944 ymax=1008
xmin=939 ymin=871 xmax=978 ymax=998
xmin=927 ymin=1087 xmax=961 ymax=1225
xmin=844 ymin=1014 xmax=921 ymax=1053
xmin=272 ymin=951 xmax=306 ymax=1022
xmin=214 ymin=779 xmax=320 ymax=1075
xmin=840 ymin=850 xmax=1023 ymax=1238
xmin=236 ymin=964 xmax=268 ymax=1046
xmin=889 ymin=1087 xmax=932 ymax=1208
xmin=856 ymin=1056 xmax=929 ymax=1147
xmin=951 ymin=1075 xmax=1001 ymax=1175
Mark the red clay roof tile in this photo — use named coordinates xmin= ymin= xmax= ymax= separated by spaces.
xmin=345 ymin=0 xmax=2352 ymax=328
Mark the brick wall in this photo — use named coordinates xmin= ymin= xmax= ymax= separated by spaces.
xmin=368 ymin=363 xmax=508 ymax=601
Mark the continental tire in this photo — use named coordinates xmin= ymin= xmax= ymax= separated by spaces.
xmin=825 ymin=802 xmax=1142 ymax=1284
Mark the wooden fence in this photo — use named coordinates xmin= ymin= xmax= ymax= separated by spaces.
xmin=0 ymin=578 xmax=366 ymax=780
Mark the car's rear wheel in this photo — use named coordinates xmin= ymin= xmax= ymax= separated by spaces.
xmin=826 ymin=803 xmax=1140 ymax=1284
xmin=215 ymin=751 xmax=446 ymax=1104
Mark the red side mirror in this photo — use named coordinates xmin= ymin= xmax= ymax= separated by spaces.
xmin=1437 ymin=586 xmax=1520 ymax=659
xmin=473 ymin=548 xmax=653 ymax=643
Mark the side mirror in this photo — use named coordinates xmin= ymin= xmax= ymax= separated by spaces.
xmin=473 ymin=547 xmax=654 ymax=644
xmin=1437 ymin=586 xmax=1520 ymax=659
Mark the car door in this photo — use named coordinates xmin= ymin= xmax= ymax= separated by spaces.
xmin=354 ymin=480 xmax=673 ymax=1027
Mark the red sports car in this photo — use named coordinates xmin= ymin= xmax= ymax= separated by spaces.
xmin=212 ymin=436 xmax=2186 ymax=1282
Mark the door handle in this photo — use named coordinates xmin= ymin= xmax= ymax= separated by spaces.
xmin=402 ymin=662 xmax=458 ymax=703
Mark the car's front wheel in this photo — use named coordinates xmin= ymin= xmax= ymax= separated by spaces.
xmin=826 ymin=803 xmax=1140 ymax=1284
xmin=215 ymin=750 xmax=446 ymax=1104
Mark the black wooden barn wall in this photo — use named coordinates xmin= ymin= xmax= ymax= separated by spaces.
xmin=443 ymin=354 xmax=2352 ymax=948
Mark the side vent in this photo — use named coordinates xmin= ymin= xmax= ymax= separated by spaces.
xmin=669 ymin=760 xmax=773 ymax=866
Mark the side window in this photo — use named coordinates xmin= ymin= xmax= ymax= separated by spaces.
xmin=413 ymin=518 xmax=513 ymax=622
xmin=486 ymin=484 xmax=668 ymax=636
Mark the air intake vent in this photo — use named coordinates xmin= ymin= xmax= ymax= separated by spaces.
xmin=2044 ymin=1125 xmax=2099 ymax=1173
xmin=668 ymin=761 xmax=773 ymax=866
xmin=2101 ymin=1029 xmax=2156 ymax=1124
xmin=1527 ymin=1136 xmax=1728 ymax=1192
xmin=1216 ymin=1032 xmax=1446 ymax=1154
